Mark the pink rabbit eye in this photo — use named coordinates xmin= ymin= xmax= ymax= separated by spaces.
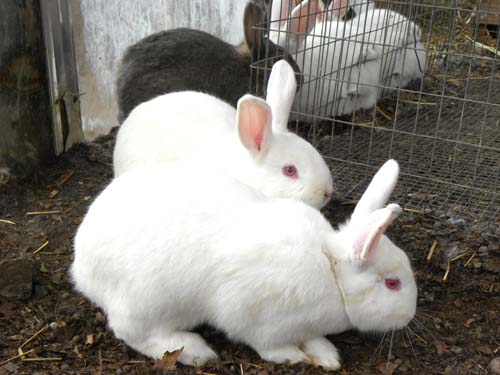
xmin=282 ymin=165 xmax=298 ymax=179
xmin=385 ymin=278 xmax=401 ymax=291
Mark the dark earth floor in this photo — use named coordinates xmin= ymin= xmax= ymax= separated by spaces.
xmin=0 ymin=131 xmax=499 ymax=375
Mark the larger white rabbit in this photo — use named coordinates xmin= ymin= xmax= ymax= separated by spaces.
xmin=113 ymin=60 xmax=334 ymax=209
xmin=72 ymin=158 xmax=417 ymax=369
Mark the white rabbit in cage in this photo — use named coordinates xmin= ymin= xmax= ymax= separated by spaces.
xmin=279 ymin=0 xmax=382 ymax=118
xmin=268 ymin=1 xmax=426 ymax=119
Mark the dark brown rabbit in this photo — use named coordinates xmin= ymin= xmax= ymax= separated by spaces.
xmin=115 ymin=0 xmax=301 ymax=123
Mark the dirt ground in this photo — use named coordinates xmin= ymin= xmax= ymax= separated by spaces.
xmin=0 ymin=130 xmax=499 ymax=375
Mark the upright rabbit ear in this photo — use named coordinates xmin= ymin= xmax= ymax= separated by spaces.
xmin=244 ymin=1 xmax=267 ymax=52
xmin=350 ymin=204 xmax=402 ymax=267
xmin=286 ymin=0 xmax=325 ymax=46
xmin=266 ymin=60 xmax=297 ymax=132
xmin=237 ymin=95 xmax=274 ymax=157
xmin=271 ymin=0 xmax=294 ymax=27
xmin=351 ymin=159 xmax=400 ymax=222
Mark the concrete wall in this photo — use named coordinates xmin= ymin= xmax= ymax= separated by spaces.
xmin=0 ymin=0 xmax=54 ymax=177
xmin=73 ymin=0 xmax=248 ymax=140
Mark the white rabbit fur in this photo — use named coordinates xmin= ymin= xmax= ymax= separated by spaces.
xmin=324 ymin=0 xmax=374 ymax=22
xmin=72 ymin=159 xmax=417 ymax=369
xmin=351 ymin=9 xmax=426 ymax=94
xmin=284 ymin=1 xmax=382 ymax=118
xmin=270 ymin=2 xmax=426 ymax=119
xmin=113 ymin=61 xmax=334 ymax=209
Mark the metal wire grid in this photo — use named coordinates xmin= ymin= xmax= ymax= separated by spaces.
xmin=251 ymin=0 xmax=500 ymax=225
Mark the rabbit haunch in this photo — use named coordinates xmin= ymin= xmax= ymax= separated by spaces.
xmin=115 ymin=0 xmax=301 ymax=123
xmin=114 ymin=60 xmax=334 ymax=209
xmin=72 ymin=159 xmax=417 ymax=369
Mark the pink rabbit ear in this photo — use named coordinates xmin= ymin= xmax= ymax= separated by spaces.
xmin=288 ymin=0 xmax=325 ymax=43
xmin=271 ymin=0 xmax=294 ymax=26
xmin=237 ymin=95 xmax=274 ymax=157
xmin=352 ymin=160 xmax=400 ymax=223
xmin=350 ymin=204 xmax=402 ymax=267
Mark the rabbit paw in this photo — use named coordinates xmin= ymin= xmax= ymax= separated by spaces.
xmin=256 ymin=344 xmax=312 ymax=365
xmin=137 ymin=331 xmax=218 ymax=367
xmin=300 ymin=337 xmax=341 ymax=371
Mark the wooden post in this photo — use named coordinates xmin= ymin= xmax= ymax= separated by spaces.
xmin=0 ymin=0 xmax=54 ymax=178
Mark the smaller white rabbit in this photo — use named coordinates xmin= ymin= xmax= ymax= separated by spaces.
xmin=113 ymin=60 xmax=334 ymax=209
xmin=72 ymin=159 xmax=417 ymax=369
xmin=282 ymin=0 xmax=381 ymax=118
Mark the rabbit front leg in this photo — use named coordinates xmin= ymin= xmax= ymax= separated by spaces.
xmin=301 ymin=336 xmax=341 ymax=370
xmin=136 ymin=331 xmax=218 ymax=366
xmin=255 ymin=344 xmax=312 ymax=365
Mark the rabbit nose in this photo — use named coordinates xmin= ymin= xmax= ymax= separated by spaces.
xmin=324 ymin=192 xmax=332 ymax=200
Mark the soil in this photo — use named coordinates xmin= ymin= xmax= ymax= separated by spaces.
xmin=0 ymin=131 xmax=499 ymax=375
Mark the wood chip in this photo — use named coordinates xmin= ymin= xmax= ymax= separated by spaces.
xmin=427 ymin=240 xmax=438 ymax=261
xmin=32 ymin=241 xmax=49 ymax=254
xmin=0 ymin=219 xmax=16 ymax=225
xmin=463 ymin=252 xmax=477 ymax=268
xmin=443 ymin=261 xmax=451 ymax=281
xmin=26 ymin=210 xmax=61 ymax=216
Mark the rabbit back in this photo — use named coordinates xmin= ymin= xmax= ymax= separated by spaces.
xmin=113 ymin=91 xmax=236 ymax=177
xmin=116 ymin=28 xmax=249 ymax=123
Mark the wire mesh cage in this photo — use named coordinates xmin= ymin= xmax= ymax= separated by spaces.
xmin=251 ymin=0 xmax=500 ymax=227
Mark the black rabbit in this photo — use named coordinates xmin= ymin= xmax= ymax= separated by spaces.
xmin=116 ymin=0 xmax=301 ymax=123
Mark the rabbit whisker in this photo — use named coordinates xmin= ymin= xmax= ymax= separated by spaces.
xmin=387 ymin=330 xmax=395 ymax=364
xmin=369 ymin=332 xmax=387 ymax=364
xmin=404 ymin=327 xmax=419 ymax=365
xmin=415 ymin=309 xmax=437 ymax=320
xmin=412 ymin=317 xmax=439 ymax=343
xmin=407 ymin=325 xmax=428 ymax=346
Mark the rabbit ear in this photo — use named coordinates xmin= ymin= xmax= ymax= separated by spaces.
xmin=326 ymin=0 xmax=348 ymax=20
xmin=287 ymin=0 xmax=325 ymax=45
xmin=266 ymin=60 xmax=296 ymax=132
xmin=351 ymin=159 xmax=400 ymax=222
xmin=271 ymin=0 xmax=294 ymax=27
xmin=350 ymin=204 xmax=402 ymax=267
xmin=243 ymin=1 xmax=267 ymax=51
xmin=237 ymin=95 xmax=274 ymax=157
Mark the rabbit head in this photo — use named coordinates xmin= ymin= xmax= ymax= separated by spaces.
xmin=244 ymin=0 xmax=302 ymax=93
xmin=235 ymin=94 xmax=334 ymax=208
xmin=326 ymin=0 xmax=349 ymax=21
xmin=331 ymin=160 xmax=417 ymax=332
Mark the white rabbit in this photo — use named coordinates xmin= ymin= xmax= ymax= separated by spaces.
xmin=72 ymin=158 xmax=417 ymax=369
xmin=271 ymin=2 xmax=426 ymax=118
xmin=113 ymin=60 xmax=334 ymax=209
xmin=281 ymin=0 xmax=381 ymax=118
